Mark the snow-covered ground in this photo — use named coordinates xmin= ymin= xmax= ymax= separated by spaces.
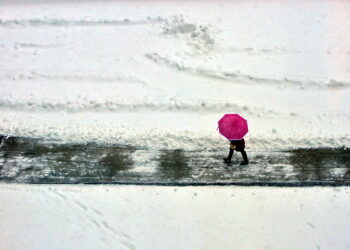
xmin=0 ymin=184 xmax=350 ymax=250
xmin=1 ymin=2 xmax=349 ymax=249
xmin=1 ymin=0 xmax=349 ymax=151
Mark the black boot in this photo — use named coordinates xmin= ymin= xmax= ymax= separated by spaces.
xmin=223 ymin=158 xmax=232 ymax=163
xmin=223 ymin=148 xmax=233 ymax=163
xmin=240 ymin=150 xmax=249 ymax=165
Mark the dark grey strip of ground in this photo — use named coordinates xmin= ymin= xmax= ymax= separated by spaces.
xmin=0 ymin=137 xmax=349 ymax=186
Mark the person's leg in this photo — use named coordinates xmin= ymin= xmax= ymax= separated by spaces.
xmin=240 ymin=150 xmax=249 ymax=165
xmin=223 ymin=148 xmax=233 ymax=162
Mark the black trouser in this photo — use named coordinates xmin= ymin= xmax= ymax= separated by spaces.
xmin=227 ymin=149 xmax=248 ymax=162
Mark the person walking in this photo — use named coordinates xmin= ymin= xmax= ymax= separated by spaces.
xmin=217 ymin=114 xmax=249 ymax=165
xmin=223 ymin=138 xmax=249 ymax=165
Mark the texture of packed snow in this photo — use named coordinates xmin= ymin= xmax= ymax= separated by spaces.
xmin=0 ymin=0 xmax=349 ymax=150
xmin=0 ymin=184 xmax=350 ymax=250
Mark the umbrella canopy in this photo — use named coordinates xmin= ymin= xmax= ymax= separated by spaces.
xmin=218 ymin=114 xmax=248 ymax=140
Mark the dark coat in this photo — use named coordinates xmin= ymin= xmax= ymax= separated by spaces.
xmin=230 ymin=139 xmax=245 ymax=151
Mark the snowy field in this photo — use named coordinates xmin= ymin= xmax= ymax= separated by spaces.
xmin=0 ymin=0 xmax=349 ymax=151
xmin=1 ymin=1 xmax=350 ymax=249
xmin=1 ymin=184 xmax=350 ymax=250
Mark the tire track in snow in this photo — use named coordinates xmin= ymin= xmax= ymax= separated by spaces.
xmin=145 ymin=53 xmax=350 ymax=89
xmin=0 ymin=17 xmax=165 ymax=27
xmin=50 ymin=189 xmax=135 ymax=250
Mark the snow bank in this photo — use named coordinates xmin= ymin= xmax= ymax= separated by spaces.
xmin=0 ymin=184 xmax=349 ymax=250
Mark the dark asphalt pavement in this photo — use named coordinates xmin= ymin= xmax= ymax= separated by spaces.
xmin=0 ymin=137 xmax=349 ymax=185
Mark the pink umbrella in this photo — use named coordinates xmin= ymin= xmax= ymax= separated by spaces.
xmin=218 ymin=114 xmax=248 ymax=140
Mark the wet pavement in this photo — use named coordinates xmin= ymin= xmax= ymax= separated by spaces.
xmin=0 ymin=137 xmax=349 ymax=185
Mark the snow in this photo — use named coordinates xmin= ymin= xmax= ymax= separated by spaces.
xmin=0 ymin=0 xmax=349 ymax=150
xmin=0 ymin=184 xmax=350 ymax=250
xmin=1 ymin=2 xmax=349 ymax=249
